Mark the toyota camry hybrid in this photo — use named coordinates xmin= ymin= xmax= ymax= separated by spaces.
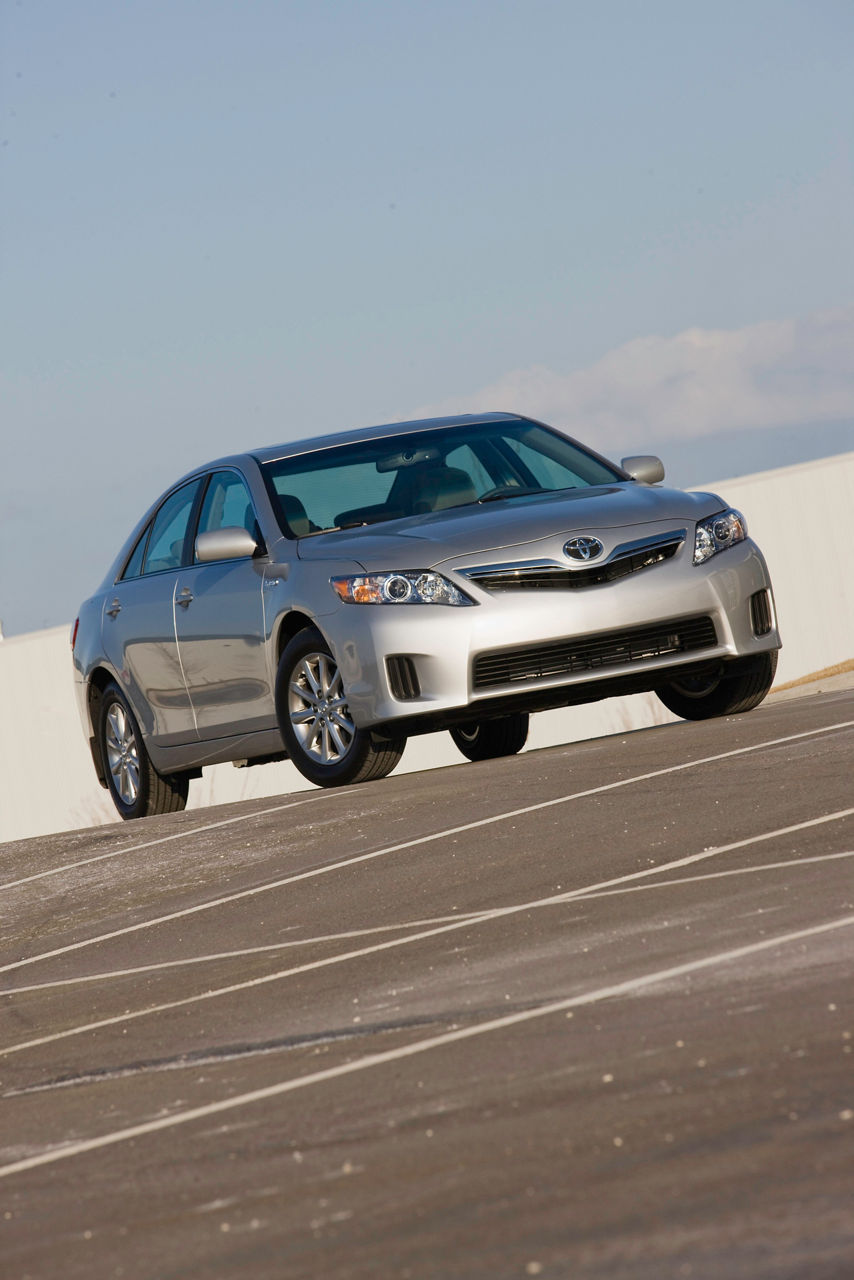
xmin=72 ymin=413 xmax=781 ymax=820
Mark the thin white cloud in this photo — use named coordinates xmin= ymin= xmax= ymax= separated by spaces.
xmin=414 ymin=308 xmax=854 ymax=450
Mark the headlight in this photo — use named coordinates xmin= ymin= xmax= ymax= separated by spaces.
xmin=331 ymin=572 xmax=474 ymax=605
xmin=694 ymin=508 xmax=747 ymax=565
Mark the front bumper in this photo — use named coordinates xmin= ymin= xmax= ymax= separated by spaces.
xmin=322 ymin=538 xmax=780 ymax=736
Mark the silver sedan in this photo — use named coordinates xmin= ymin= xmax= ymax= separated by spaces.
xmin=72 ymin=413 xmax=780 ymax=819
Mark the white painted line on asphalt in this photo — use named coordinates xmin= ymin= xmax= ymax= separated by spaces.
xmin=6 ymin=717 xmax=849 ymax=896
xmin=3 ymin=720 xmax=851 ymax=978
xmin=4 ymin=806 xmax=851 ymax=1057
xmin=0 ymin=794 xmax=339 ymax=892
xmin=2 ymin=911 xmax=853 ymax=1180
xmin=2 ymin=910 xmax=495 ymax=996
xmin=575 ymin=849 xmax=854 ymax=898
xmin=8 ymin=843 xmax=854 ymax=999
xmin=11 ymin=844 xmax=854 ymax=999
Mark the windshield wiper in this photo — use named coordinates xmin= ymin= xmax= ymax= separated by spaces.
xmin=477 ymin=485 xmax=549 ymax=504
xmin=297 ymin=515 xmax=389 ymax=538
xmin=297 ymin=525 xmax=344 ymax=538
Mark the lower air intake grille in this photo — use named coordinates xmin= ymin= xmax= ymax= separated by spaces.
xmin=386 ymin=655 xmax=421 ymax=700
xmin=473 ymin=615 xmax=718 ymax=690
xmin=750 ymin=590 xmax=773 ymax=637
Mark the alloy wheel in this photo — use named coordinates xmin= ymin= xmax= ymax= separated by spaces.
xmin=287 ymin=652 xmax=356 ymax=766
xmin=668 ymin=672 xmax=721 ymax=699
xmin=455 ymin=725 xmax=480 ymax=744
xmin=104 ymin=701 xmax=140 ymax=805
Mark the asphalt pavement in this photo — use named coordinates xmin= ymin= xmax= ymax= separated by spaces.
xmin=1 ymin=684 xmax=853 ymax=1279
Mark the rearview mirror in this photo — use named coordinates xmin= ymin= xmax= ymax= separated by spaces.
xmin=196 ymin=527 xmax=259 ymax=563
xmin=376 ymin=445 xmax=441 ymax=473
xmin=620 ymin=455 xmax=665 ymax=484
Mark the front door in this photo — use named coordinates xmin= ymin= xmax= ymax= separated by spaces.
xmin=173 ymin=469 xmax=275 ymax=739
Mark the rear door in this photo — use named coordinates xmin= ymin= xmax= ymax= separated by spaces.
xmin=101 ymin=479 xmax=203 ymax=744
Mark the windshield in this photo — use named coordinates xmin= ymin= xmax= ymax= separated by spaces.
xmin=261 ymin=419 xmax=622 ymax=538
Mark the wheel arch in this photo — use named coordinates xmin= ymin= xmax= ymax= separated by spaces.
xmin=273 ymin=609 xmax=320 ymax=666
xmin=85 ymin=666 xmax=119 ymax=787
xmin=275 ymin=627 xmax=406 ymax=788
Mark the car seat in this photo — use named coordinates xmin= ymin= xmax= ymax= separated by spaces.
xmin=278 ymin=493 xmax=312 ymax=538
xmin=390 ymin=463 xmax=477 ymax=515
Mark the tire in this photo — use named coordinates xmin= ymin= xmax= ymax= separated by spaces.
xmin=99 ymin=682 xmax=190 ymax=820
xmin=275 ymin=629 xmax=406 ymax=787
xmin=655 ymin=650 xmax=778 ymax=721
xmin=450 ymin=712 xmax=529 ymax=762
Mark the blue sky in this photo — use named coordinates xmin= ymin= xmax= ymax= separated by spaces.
xmin=2 ymin=0 xmax=853 ymax=634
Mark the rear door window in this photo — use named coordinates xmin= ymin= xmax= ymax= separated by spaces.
xmin=120 ymin=526 xmax=150 ymax=580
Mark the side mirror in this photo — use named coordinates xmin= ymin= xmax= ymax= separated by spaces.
xmin=621 ymin=455 xmax=665 ymax=485
xmin=195 ymin=527 xmax=259 ymax=563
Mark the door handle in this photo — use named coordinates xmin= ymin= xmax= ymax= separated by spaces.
xmin=106 ymin=599 xmax=121 ymax=618
xmin=176 ymin=587 xmax=194 ymax=608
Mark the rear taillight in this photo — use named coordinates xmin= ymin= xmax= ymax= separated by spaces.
xmin=71 ymin=617 xmax=79 ymax=651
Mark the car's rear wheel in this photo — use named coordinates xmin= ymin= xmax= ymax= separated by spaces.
xmin=99 ymin=682 xmax=190 ymax=820
xmin=655 ymin=651 xmax=778 ymax=721
xmin=450 ymin=712 xmax=529 ymax=761
xmin=276 ymin=629 xmax=406 ymax=787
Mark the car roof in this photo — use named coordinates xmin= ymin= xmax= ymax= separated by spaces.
xmin=158 ymin=415 xmax=528 ymax=498
xmin=247 ymin=412 xmax=524 ymax=467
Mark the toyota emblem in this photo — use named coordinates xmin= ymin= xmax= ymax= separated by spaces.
xmin=564 ymin=536 xmax=604 ymax=561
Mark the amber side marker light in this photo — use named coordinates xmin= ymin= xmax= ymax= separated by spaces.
xmin=71 ymin=617 xmax=79 ymax=651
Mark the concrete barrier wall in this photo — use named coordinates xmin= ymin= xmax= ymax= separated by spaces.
xmin=1 ymin=450 xmax=851 ymax=844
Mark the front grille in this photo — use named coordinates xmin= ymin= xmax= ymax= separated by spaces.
xmin=462 ymin=532 xmax=685 ymax=592
xmin=472 ymin=615 xmax=718 ymax=690
xmin=386 ymin=655 xmax=421 ymax=700
xmin=750 ymin=589 xmax=773 ymax=637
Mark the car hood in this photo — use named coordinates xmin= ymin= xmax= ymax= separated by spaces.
xmin=296 ymin=483 xmax=726 ymax=569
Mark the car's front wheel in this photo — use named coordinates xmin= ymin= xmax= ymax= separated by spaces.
xmin=275 ymin=629 xmax=406 ymax=787
xmin=450 ymin=712 xmax=529 ymax=761
xmin=98 ymin=682 xmax=190 ymax=820
xmin=655 ymin=650 xmax=778 ymax=721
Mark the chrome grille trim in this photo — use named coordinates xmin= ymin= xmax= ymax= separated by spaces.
xmin=460 ymin=529 xmax=686 ymax=592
